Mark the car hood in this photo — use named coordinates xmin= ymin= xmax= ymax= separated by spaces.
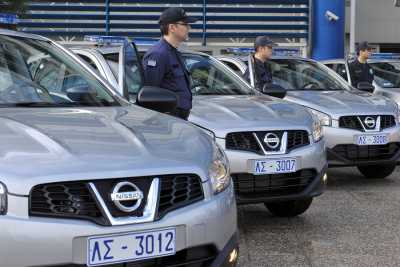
xmin=376 ymin=87 xmax=400 ymax=104
xmin=285 ymin=90 xmax=397 ymax=119
xmin=190 ymin=95 xmax=314 ymax=138
xmin=0 ymin=106 xmax=212 ymax=195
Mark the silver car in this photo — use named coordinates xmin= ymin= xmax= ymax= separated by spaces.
xmin=220 ymin=55 xmax=400 ymax=179
xmin=0 ymin=31 xmax=238 ymax=267
xmin=72 ymin=42 xmax=328 ymax=217
xmin=322 ymin=56 xmax=400 ymax=104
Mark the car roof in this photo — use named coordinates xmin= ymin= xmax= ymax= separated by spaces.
xmin=66 ymin=44 xmax=122 ymax=54
xmin=217 ymin=54 xmax=320 ymax=63
xmin=0 ymin=29 xmax=49 ymax=41
xmin=137 ymin=46 xmax=212 ymax=58
xmin=320 ymin=59 xmax=346 ymax=64
xmin=320 ymin=58 xmax=400 ymax=64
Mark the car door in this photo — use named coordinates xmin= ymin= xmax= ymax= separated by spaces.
xmin=122 ymin=42 xmax=144 ymax=101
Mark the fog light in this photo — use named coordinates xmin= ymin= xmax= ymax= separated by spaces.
xmin=229 ymin=248 xmax=238 ymax=263
xmin=323 ymin=173 xmax=328 ymax=183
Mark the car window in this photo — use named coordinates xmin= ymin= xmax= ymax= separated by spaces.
xmin=369 ymin=61 xmax=400 ymax=88
xmin=335 ymin=63 xmax=349 ymax=81
xmin=0 ymin=35 xmax=119 ymax=107
xmin=78 ymin=54 xmax=100 ymax=72
xmin=183 ymin=54 xmax=255 ymax=95
xmin=124 ymin=44 xmax=143 ymax=98
xmin=222 ymin=60 xmax=243 ymax=76
xmin=325 ymin=63 xmax=334 ymax=70
xmin=102 ymin=52 xmax=119 ymax=81
xmin=31 ymin=58 xmax=62 ymax=92
xmin=267 ymin=59 xmax=352 ymax=91
xmin=100 ymin=45 xmax=143 ymax=99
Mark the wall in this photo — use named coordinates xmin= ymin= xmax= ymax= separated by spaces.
xmin=346 ymin=0 xmax=400 ymax=43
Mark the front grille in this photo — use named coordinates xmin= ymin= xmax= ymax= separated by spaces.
xmin=232 ymin=169 xmax=316 ymax=200
xmin=339 ymin=115 xmax=396 ymax=131
xmin=157 ymin=174 xmax=204 ymax=219
xmin=381 ymin=115 xmax=396 ymax=129
xmin=29 ymin=182 xmax=105 ymax=225
xmin=226 ymin=130 xmax=309 ymax=154
xmin=49 ymin=245 xmax=217 ymax=267
xmin=287 ymin=130 xmax=310 ymax=150
xmin=226 ymin=132 xmax=262 ymax=154
xmin=331 ymin=143 xmax=400 ymax=161
xmin=30 ymin=174 xmax=204 ymax=225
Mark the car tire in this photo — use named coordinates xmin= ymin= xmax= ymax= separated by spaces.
xmin=264 ymin=198 xmax=313 ymax=217
xmin=357 ymin=164 xmax=396 ymax=179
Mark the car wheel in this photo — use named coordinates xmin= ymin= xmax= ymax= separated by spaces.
xmin=264 ymin=198 xmax=313 ymax=217
xmin=357 ymin=164 xmax=396 ymax=179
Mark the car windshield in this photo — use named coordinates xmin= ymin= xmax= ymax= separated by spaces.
xmin=0 ymin=35 xmax=120 ymax=107
xmin=267 ymin=59 xmax=353 ymax=91
xmin=369 ymin=61 xmax=400 ymax=88
xmin=183 ymin=53 xmax=256 ymax=96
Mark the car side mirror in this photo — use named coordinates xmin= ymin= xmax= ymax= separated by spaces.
xmin=136 ymin=86 xmax=177 ymax=113
xmin=262 ymin=83 xmax=287 ymax=99
xmin=66 ymin=85 xmax=97 ymax=102
xmin=357 ymin=82 xmax=375 ymax=93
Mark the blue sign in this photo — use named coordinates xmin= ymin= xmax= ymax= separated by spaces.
xmin=273 ymin=48 xmax=301 ymax=57
xmin=226 ymin=47 xmax=254 ymax=55
xmin=133 ymin=37 xmax=159 ymax=46
xmin=348 ymin=53 xmax=400 ymax=61
xmin=369 ymin=53 xmax=400 ymax=60
xmin=226 ymin=47 xmax=301 ymax=57
xmin=0 ymin=13 xmax=18 ymax=25
xmin=84 ymin=35 xmax=128 ymax=44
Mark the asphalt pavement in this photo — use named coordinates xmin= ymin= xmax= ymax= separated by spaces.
xmin=237 ymin=167 xmax=400 ymax=267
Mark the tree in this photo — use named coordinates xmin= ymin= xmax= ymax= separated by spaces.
xmin=0 ymin=0 xmax=27 ymax=15
xmin=0 ymin=0 xmax=27 ymax=29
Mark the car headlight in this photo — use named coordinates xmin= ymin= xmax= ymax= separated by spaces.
xmin=312 ymin=115 xmax=323 ymax=142
xmin=308 ymin=108 xmax=332 ymax=127
xmin=209 ymin=142 xmax=230 ymax=194
xmin=0 ymin=182 xmax=7 ymax=215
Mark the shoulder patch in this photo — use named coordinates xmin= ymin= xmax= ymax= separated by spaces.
xmin=147 ymin=59 xmax=157 ymax=67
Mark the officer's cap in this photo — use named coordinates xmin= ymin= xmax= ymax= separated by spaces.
xmin=254 ymin=36 xmax=277 ymax=49
xmin=358 ymin=41 xmax=372 ymax=51
xmin=159 ymin=7 xmax=197 ymax=25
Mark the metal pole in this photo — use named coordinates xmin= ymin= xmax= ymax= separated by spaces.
xmin=349 ymin=0 xmax=356 ymax=54
xmin=105 ymin=0 xmax=110 ymax=35
xmin=308 ymin=0 xmax=314 ymax=58
xmin=202 ymin=0 xmax=207 ymax=46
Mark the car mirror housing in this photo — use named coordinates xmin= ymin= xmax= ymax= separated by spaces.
xmin=262 ymin=83 xmax=287 ymax=99
xmin=136 ymin=86 xmax=177 ymax=113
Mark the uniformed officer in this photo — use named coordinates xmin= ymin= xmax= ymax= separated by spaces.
xmin=348 ymin=41 xmax=374 ymax=87
xmin=244 ymin=36 xmax=277 ymax=91
xmin=142 ymin=7 xmax=197 ymax=120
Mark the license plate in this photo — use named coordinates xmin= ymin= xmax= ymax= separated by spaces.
xmin=87 ymin=228 xmax=176 ymax=266
xmin=356 ymin=134 xmax=388 ymax=146
xmin=254 ymin=158 xmax=297 ymax=175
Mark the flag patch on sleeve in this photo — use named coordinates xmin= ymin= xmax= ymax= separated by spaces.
xmin=147 ymin=60 xmax=157 ymax=67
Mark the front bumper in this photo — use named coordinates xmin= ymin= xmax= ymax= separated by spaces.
xmin=0 ymin=183 xmax=237 ymax=267
xmin=324 ymin=125 xmax=400 ymax=167
xmin=216 ymin=138 xmax=327 ymax=204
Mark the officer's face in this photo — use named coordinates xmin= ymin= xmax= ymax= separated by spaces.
xmin=259 ymin=46 xmax=273 ymax=60
xmin=360 ymin=49 xmax=372 ymax=59
xmin=170 ymin=21 xmax=191 ymax=42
